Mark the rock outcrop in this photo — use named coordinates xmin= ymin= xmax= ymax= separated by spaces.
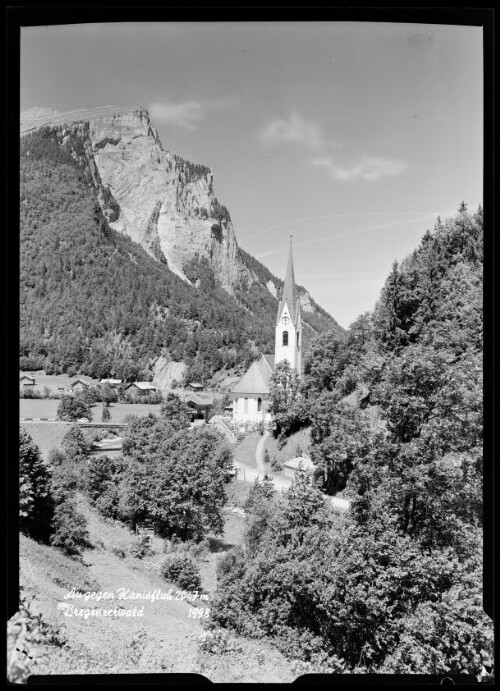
xmin=21 ymin=105 xmax=341 ymax=334
xmin=21 ymin=106 xmax=251 ymax=291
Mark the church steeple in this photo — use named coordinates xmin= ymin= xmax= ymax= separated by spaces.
xmin=275 ymin=234 xmax=302 ymax=375
xmin=276 ymin=235 xmax=299 ymax=325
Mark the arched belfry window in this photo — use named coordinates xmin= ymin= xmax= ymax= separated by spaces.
xmin=257 ymin=397 xmax=262 ymax=412
xmin=282 ymin=331 xmax=289 ymax=346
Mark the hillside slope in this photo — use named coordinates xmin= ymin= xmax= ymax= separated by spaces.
xmin=10 ymin=496 xmax=293 ymax=682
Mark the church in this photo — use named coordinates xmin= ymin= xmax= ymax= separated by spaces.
xmin=231 ymin=237 xmax=302 ymax=425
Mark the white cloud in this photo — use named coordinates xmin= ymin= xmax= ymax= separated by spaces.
xmin=149 ymin=97 xmax=236 ymax=130
xmin=260 ymin=113 xmax=332 ymax=149
xmin=149 ymin=101 xmax=204 ymax=130
xmin=311 ymin=155 xmax=408 ymax=182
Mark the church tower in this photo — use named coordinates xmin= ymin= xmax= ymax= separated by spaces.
xmin=275 ymin=236 xmax=302 ymax=376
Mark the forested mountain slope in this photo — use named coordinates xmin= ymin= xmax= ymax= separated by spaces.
xmin=19 ymin=124 xmax=339 ymax=383
xmin=211 ymin=205 xmax=492 ymax=674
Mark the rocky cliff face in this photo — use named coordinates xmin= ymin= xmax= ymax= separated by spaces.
xmin=21 ymin=106 xmax=251 ymax=291
xmin=20 ymin=105 xmax=336 ymax=325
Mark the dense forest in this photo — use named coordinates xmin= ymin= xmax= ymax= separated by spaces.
xmin=19 ymin=127 xmax=337 ymax=383
xmin=210 ymin=204 xmax=492 ymax=673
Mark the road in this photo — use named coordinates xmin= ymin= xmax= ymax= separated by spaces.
xmin=233 ymin=448 xmax=350 ymax=513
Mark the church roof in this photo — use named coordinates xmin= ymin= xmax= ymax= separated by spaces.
xmin=262 ymin=354 xmax=275 ymax=371
xmin=231 ymin=354 xmax=274 ymax=395
xmin=276 ymin=236 xmax=299 ymax=325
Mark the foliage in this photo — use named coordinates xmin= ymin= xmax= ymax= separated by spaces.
xmin=19 ymin=428 xmax=54 ymax=543
xmin=269 ymin=360 xmax=307 ymax=437
xmin=62 ymin=424 xmax=90 ymax=459
xmin=86 ymin=454 xmax=128 ymax=520
xmin=101 ymin=404 xmax=111 ymax=422
xmin=49 ymin=498 xmax=90 ymax=557
xmin=209 ymin=206 xmax=491 ymax=673
xmin=161 ymin=552 xmax=201 ymax=590
xmin=57 ymin=394 xmax=92 ymax=422
xmin=197 ymin=628 xmax=243 ymax=656
xmin=160 ymin=392 xmax=191 ymax=430
xmin=119 ymin=416 xmax=234 ymax=540
xmin=130 ymin=534 xmax=154 ymax=559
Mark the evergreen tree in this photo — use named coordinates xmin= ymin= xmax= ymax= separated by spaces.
xmin=19 ymin=429 xmax=54 ymax=543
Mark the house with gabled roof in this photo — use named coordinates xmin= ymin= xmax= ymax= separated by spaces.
xmin=70 ymin=378 xmax=93 ymax=393
xmin=231 ymin=237 xmax=302 ymax=424
xmin=125 ymin=382 xmax=158 ymax=395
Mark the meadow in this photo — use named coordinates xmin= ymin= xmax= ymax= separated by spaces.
xmin=20 ymin=399 xmax=162 ymax=423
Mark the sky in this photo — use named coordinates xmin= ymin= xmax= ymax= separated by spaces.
xmin=20 ymin=21 xmax=483 ymax=328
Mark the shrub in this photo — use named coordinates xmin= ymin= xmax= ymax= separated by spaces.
xmin=112 ymin=545 xmax=126 ymax=559
xmin=49 ymin=497 xmax=90 ymax=558
xmin=161 ymin=553 xmax=201 ymax=591
xmin=197 ymin=628 xmax=243 ymax=655
xmin=224 ymin=479 xmax=251 ymax=509
xmin=57 ymin=394 xmax=92 ymax=422
xmin=19 ymin=387 xmax=43 ymax=399
xmin=263 ymin=449 xmax=270 ymax=464
xmin=270 ymin=456 xmax=283 ymax=472
xmin=130 ymin=535 xmax=154 ymax=559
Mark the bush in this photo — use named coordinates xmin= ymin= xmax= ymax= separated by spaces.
xmin=19 ymin=386 xmax=43 ymax=399
xmin=112 ymin=545 xmax=126 ymax=559
xmin=197 ymin=628 xmax=243 ymax=655
xmin=161 ymin=553 xmax=201 ymax=591
xmin=57 ymin=394 xmax=92 ymax=422
xmin=270 ymin=456 xmax=283 ymax=472
xmin=130 ymin=535 xmax=154 ymax=559
xmin=49 ymin=497 xmax=90 ymax=557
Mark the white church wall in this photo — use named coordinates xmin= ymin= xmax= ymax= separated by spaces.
xmin=232 ymin=395 xmax=271 ymax=424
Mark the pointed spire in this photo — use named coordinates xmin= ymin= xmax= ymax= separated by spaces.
xmin=277 ymin=234 xmax=299 ymax=324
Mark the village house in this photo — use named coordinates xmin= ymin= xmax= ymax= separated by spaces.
xmin=125 ymin=381 xmax=158 ymax=397
xmin=70 ymin=378 xmax=92 ymax=393
xmin=188 ymin=382 xmax=204 ymax=392
xmin=99 ymin=378 xmax=122 ymax=387
xmin=181 ymin=392 xmax=214 ymax=422
xmin=20 ymin=375 xmax=35 ymax=387
xmin=231 ymin=237 xmax=302 ymax=425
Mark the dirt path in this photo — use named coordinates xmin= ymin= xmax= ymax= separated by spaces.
xmin=254 ymin=431 xmax=270 ymax=474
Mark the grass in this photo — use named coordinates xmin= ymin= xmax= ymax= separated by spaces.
xmin=234 ymin=432 xmax=261 ymax=469
xmin=20 ymin=399 xmax=162 ymax=424
xmin=20 ymin=399 xmax=60 ymax=419
xmin=265 ymin=427 xmax=311 ymax=466
xmin=20 ymin=371 xmax=100 ymax=393
xmin=95 ymin=402 xmax=162 ymax=423
xmin=19 ymin=422 xmax=70 ymax=460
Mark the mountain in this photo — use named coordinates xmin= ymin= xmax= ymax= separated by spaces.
xmin=19 ymin=107 xmax=342 ymax=385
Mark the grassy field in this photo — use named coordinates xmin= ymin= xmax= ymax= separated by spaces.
xmin=20 ymin=422 xmax=70 ymax=459
xmin=20 ymin=399 xmax=162 ymax=423
xmin=95 ymin=402 xmax=162 ymax=423
xmin=233 ymin=433 xmax=261 ymax=469
xmin=264 ymin=427 xmax=311 ymax=465
xmin=20 ymin=371 xmax=100 ymax=392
